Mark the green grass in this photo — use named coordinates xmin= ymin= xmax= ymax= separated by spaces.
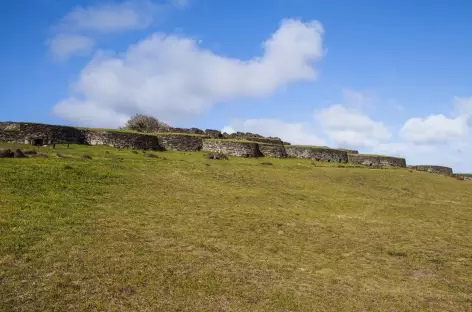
xmin=1 ymin=143 xmax=471 ymax=311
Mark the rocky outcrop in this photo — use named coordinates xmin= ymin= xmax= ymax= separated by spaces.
xmin=202 ymin=140 xmax=262 ymax=157
xmin=348 ymin=154 xmax=406 ymax=168
xmin=258 ymin=144 xmax=288 ymax=158
xmin=157 ymin=134 xmax=203 ymax=151
xmin=409 ymin=165 xmax=453 ymax=176
xmin=86 ymin=131 xmax=162 ymax=150
xmin=285 ymin=146 xmax=349 ymax=163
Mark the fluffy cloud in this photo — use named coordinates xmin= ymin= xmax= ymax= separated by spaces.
xmin=222 ymin=119 xmax=326 ymax=146
xmin=47 ymin=34 xmax=95 ymax=60
xmin=55 ymin=0 xmax=158 ymax=33
xmin=47 ymin=0 xmax=185 ymax=60
xmin=52 ymin=19 xmax=325 ymax=127
xmin=315 ymin=104 xmax=391 ymax=147
xmin=400 ymin=114 xmax=469 ymax=144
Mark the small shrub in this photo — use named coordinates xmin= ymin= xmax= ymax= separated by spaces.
xmin=63 ymin=165 xmax=74 ymax=170
xmin=80 ymin=154 xmax=92 ymax=160
xmin=132 ymin=150 xmax=139 ymax=154
xmin=32 ymin=153 xmax=49 ymax=158
xmin=260 ymin=162 xmax=273 ymax=166
xmin=145 ymin=153 xmax=159 ymax=158
xmin=123 ymin=114 xmax=170 ymax=133
xmin=55 ymin=153 xmax=69 ymax=158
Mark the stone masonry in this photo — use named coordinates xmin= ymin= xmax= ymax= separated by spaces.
xmin=348 ymin=154 xmax=407 ymax=168
xmin=202 ymin=140 xmax=262 ymax=157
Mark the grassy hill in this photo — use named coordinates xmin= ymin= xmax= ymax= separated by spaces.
xmin=1 ymin=143 xmax=471 ymax=311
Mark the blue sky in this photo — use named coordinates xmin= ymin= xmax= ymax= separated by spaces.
xmin=1 ymin=0 xmax=472 ymax=171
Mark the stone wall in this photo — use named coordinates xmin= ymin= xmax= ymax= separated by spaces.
xmin=0 ymin=122 xmax=86 ymax=145
xmin=285 ymin=146 xmax=349 ymax=163
xmin=258 ymin=144 xmax=288 ymax=158
xmin=202 ymin=140 xmax=262 ymax=157
xmin=409 ymin=165 xmax=453 ymax=176
xmin=86 ymin=131 xmax=162 ymax=150
xmin=157 ymin=134 xmax=203 ymax=151
xmin=347 ymin=154 xmax=407 ymax=168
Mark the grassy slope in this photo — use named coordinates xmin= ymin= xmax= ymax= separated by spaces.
xmin=1 ymin=144 xmax=471 ymax=312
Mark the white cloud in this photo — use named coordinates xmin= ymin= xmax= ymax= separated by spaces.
xmin=454 ymin=96 xmax=472 ymax=116
xmin=52 ymin=18 xmax=325 ymax=127
xmin=315 ymin=104 xmax=391 ymax=148
xmin=47 ymin=0 xmax=186 ymax=60
xmin=342 ymin=88 xmax=374 ymax=109
xmin=222 ymin=119 xmax=326 ymax=145
xmin=170 ymin=0 xmax=190 ymax=9
xmin=47 ymin=34 xmax=95 ymax=60
xmin=56 ymin=0 xmax=159 ymax=33
xmin=400 ymin=114 xmax=469 ymax=144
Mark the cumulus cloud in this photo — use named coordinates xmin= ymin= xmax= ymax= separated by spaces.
xmin=222 ymin=119 xmax=326 ymax=145
xmin=400 ymin=114 xmax=469 ymax=144
xmin=47 ymin=34 xmax=95 ymax=60
xmin=315 ymin=104 xmax=391 ymax=147
xmin=47 ymin=0 xmax=185 ymax=60
xmin=52 ymin=18 xmax=325 ymax=127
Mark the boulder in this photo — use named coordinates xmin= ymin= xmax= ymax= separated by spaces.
xmin=204 ymin=152 xmax=228 ymax=160
xmin=13 ymin=149 xmax=26 ymax=158
xmin=0 ymin=148 xmax=14 ymax=158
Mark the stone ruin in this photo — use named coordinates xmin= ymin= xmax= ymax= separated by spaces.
xmin=0 ymin=121 xmax=459 ymax=176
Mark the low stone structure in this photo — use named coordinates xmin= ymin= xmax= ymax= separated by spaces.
xmin=157 ymin=134 xmax=203 ymax=151
xmin=347 ymin=154 xmax=406 ymax=168
xmin=409 ymin=165 xmax=453 ymax=176
xmin=86 ymin=131 xmax=162 ymax=150
xmin=285 ymin=146 xmax=349 ymax=163
xmin=0 ymin=122 xmax=86 ymax=145
xmin=258 ymin=144 xmax=288 ymax=158
xmin=202 ymin=140 xmax=262 ymax=157
xmin=1 ymin=121 xmax=428 ymax=169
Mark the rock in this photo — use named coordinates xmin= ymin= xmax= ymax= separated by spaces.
xmin=0 ymin=148 xmax=14 ymax=158
xmin=55 ymin=152 xmax=67 ymax=158
xmin=145 ymin=153 xmax=159 ymax=158
xmin=204 ymin=152 xmax=228 ymax=160
xmin=260 ymin=162 xmax=273 ymax=166
xmin=32 ymin=153 xmax=49 ymax=158
xmin=80 ymin=154 xmax=92 ymax=160
xmin=13 ymin=149 xmax=26 ymax=158
xmin=23 ymin=149 xmax=37 ymax=155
